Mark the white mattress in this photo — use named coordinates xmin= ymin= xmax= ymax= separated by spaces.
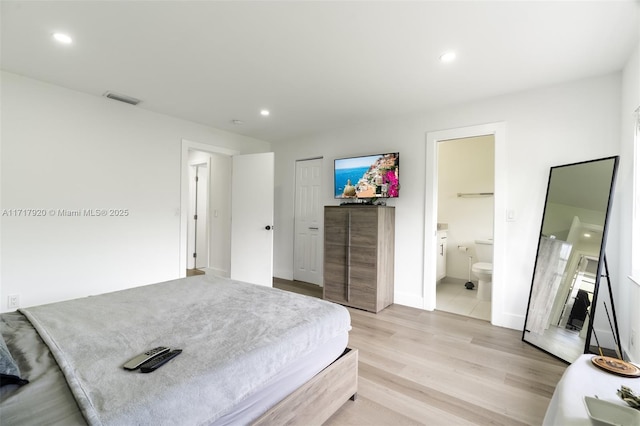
xmin=215 ymin=332 xmax=348 ymax=425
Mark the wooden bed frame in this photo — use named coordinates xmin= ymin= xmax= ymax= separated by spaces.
xmin=253 ymin=348 xmax=358 ymax=425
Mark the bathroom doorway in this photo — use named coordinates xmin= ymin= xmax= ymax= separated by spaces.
xmin=424 ymin=122 xmax=506 ymax=326
xmin=435 ymin=135 xmax=494 ymax=321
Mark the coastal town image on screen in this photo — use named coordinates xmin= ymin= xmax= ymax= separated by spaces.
xmin=335 ymin=153 xmax=399 ymax=199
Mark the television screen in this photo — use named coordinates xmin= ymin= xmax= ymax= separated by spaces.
xmin=334 ymin=153 xmax=399 ymax=199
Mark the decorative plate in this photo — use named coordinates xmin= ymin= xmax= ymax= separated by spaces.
xmin=592 ymin=356 xmax=640 ymax=378
xmin=584 ymin=396 xmax=640 ymax=425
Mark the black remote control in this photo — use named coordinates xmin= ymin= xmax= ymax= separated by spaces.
xmin=123 ymin=346 xmax=169 ymax=370
xmin=140 ymin=349 xmax=182 ymax=373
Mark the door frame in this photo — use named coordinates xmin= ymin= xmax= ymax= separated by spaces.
xmin=423 ymin=122 xmax=507 ymax=327
xmin=179 ymin=139 xmax=239 ymax=277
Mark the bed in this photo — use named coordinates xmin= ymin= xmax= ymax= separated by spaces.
xmin=543 ymin=354 xmax=640 ymax=425
xmin=0 ymin=275 xmax=357 ymax=425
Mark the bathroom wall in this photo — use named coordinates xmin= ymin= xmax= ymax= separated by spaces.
xmin=437 ymin=135 xmax=495 ymax=280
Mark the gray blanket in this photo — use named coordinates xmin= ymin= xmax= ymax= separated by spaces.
xmin=19 ymin=275 xmax=351 ymax=426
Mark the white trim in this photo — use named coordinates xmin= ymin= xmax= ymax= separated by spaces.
xmin=182 ymin=139 xmax=239 ymax=157
xmin=394 ymin=291 xmax=424 ymax=309
xmin=179 ymin=139 xmax=240 ymax=276
xmin=632 ymin=107 xmax=640 ymax=285
xmin=423 ymin=122 xmax=507 ymax=327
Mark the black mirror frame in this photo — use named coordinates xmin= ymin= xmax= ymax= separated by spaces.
xmin=521 ymin=155 xmax=619 ymax=364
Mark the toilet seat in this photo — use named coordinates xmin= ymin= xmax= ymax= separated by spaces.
xmin=472 ymin=262 xmax=493 ymax=273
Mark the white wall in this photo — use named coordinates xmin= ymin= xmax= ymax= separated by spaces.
xmin=0 ymin=71 xmax=270 ymax=312
xmin=273 ymin=72 xmax=622 ymax=330
xmin=208 ymin=153 xmax=232 ymax=277
xmin=185 ymin=150 xmax=232 ymax=276
xmin=4 ymin=64 xmax=634 ymax=356
xmin=438 ymin=135 xmax=494 ymax=280
xmin=616 ymin=40 xmax=640 ymax=362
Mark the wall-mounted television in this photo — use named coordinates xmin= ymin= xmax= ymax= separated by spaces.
xmin=334 ymin=152 xmax=399 ymax=199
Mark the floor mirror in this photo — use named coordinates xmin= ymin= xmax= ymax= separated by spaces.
xmin=522 ymin=156 xmax=619 ymax=363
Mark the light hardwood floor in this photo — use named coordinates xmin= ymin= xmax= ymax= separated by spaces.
xmin=273 ymin=277 xmax=323 ymax=298
xmin=274 ymin=279 xmax=568 ymax=425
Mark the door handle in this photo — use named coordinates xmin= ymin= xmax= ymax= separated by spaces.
xmin=265 ymin=225 xmax=273 ymax=230
xmin=308 ymin=227 xmax=319 ymax=230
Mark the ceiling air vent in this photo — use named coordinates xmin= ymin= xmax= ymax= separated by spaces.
xmin=102 ymin=91 xmax=141 ymax=106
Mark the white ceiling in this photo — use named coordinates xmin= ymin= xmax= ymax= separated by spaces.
xmin=1 ymin=1 xmax=638 ymax=143
xmin=547 ymin=157 xmax=617 ymax=212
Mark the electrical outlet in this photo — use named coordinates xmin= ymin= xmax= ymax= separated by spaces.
xmin=7 ymin=294 xmax=19 ymax=309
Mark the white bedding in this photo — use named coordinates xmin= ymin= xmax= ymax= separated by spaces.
xmin=1 ymin=275 xmax=351 ymax=425
xmin=543 ymin=354 xmax=640 ymax=425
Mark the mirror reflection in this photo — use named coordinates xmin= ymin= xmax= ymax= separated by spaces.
xmin=522 ymin=157 xmax=618 ymax=363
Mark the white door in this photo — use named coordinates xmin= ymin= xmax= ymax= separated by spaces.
xmin=293 ymin=158 xmax=323 ymax=285
xmin=194 ymin=164 xmax=209 ymax=268
xmin=230 ymin=152 xmax=274 ymax=287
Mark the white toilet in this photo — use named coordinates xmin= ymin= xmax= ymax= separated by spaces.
xmin=472 ymin=239 xmax=493 ymax=301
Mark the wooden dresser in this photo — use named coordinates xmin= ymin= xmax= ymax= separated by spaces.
xmin=323 ymin=205 xmax=394 ymax=313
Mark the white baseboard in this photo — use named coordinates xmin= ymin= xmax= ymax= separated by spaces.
xmin=494 ymin=312 xmax=524 ymax=331
xmin=393 ymin=291 xmax=425 ymax=310
xmin=273 ymin=269 xmax=294 ymax=281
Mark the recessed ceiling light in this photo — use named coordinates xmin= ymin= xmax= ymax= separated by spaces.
xmin=439 ymin=51 xmax=456 ymax=63
xmin=584 ymin=233 xmax=591 ymax=238
xmin=52 ymin=32 xmax=73 ymax=44
xmin=260 ymin=109 xmax=270 ymax=117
